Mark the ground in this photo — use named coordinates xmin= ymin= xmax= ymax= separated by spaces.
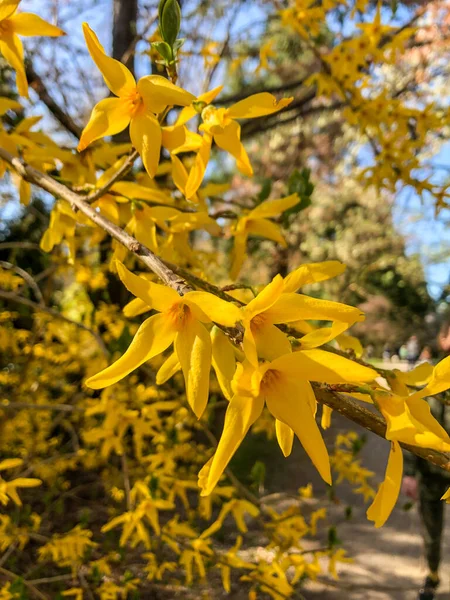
xmin=302 ymin=424 xmax=450 ymax=599
xmin=276 ymin=408 xmax=450 ymax=599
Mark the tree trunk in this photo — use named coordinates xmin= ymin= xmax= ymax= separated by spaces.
xmin=112 ymin=0 xmax=138 ymax=73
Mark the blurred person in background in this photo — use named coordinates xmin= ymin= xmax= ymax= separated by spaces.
xmin=402 ymin=322 xmax=450 ymax=600
xmin=406 ymin=334 xmax=420 ymax=365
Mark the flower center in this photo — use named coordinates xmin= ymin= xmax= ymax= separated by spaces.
xmin=167 ymin=302 xmax=191 ymax=331
xmin=260 ymin=368 xmax=282 ymax=394
xmin=250 ymin=313 xmax=267 ymax=333
xmin=128 ymin=91 xmax=144 ymax=118
xmin=0 ymin=20 xmax=12 ymax=36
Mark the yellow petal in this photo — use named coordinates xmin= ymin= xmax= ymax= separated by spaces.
xmin=171 ymin=154 xmax=201 ymax=202
xmin=213 ymin=120 xmax=253 ymax=177
xmin=82 ymin=23 xmax=136 ymax=96
xmin=321 ymin=405 xmax=332 ymax=430
xmin=248 ymin=193 xmax=299 ymax=220
xmin=336 ymin=333 xmax=363 ymax=357
xmin=298 ymin=322 xmax=350 ymax=350
xmin=270 ymin=349 xmax=377 ymax=383
xmin=275 ymin=420 xmax=294 ymax=457
xmin=156 ymin=352 xmax=181 ymax=385
xmin=185 ymin=292 xmax=242 ymax=327
xmin=377 ymin=394 xmax=450 ymax=451
xmin=246 ymin=218 xmax=286 ymax=246
xmin=176 ymin=85 xmax=223 ymax=126
xmin=265 ymin=379 xmax=331 ymax=484
xmin=227 ymin=93 xmax=293 ymax=119
xmin=441 ymin=488 xmax=450 ymax=502
xmin=0 ymin=458 xmax=23 ymax=471
xmin=242 ymin=320 xmax=259 ymax=368
xmin=77 ymin=98 xmax=131 ymax=151
xmin=111 ymin=181 xmax=174 ymax=205
xmin=265 ymin=294 xmax=364 ymax=325
xmin=211 ymin=327 xmax=236 ymax=401
xmin=10 ymin=12 xmax=65 ymax=36
xmin=175 ymin=319 xmax=212 ymax=418
xmin=230 ymin=230 xmax=248 ymax=280
xmin=123 ymin=297 xmax=150 ymax=318
xmin=0 ymin=96 xmax=21 ymax=115
xmin=367 ymin=441 xmax=403 ymax=527
xmin=161 ymin=123 xmax=187 ymax=152
xmin=394 ymin=362 xmax=433 ymax=387
xmin=185 ymin=133 xmax=213 ymax=198
xmin=199 ymin=394 xmax=265 ymax=496
xmin=283 ymin=261 xmax=346 ymax=293
xmin=0 ymin=1 xmax=20 ymax=21
xmin=130 ymin=112 xmax=162 ymax=178
xmin=411 ymin=355 xmax=450 ymax=400
xmin=116 ymin=261 xmax=179 ymax=311
xmin=245 ymin=274 xmax=285 ymax=319
xmin=0 ymin=34 xmax=27 ymax=97
xmin=253 ymin=322 xmax=292 ymax=361
xmin=137 ymin=75 xmax=196 ymax=115
xmin=86 ymin=313 xmax=175 ymax=389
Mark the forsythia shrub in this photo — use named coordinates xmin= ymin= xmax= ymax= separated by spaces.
xmin=0 ymin=0 xmax=450 ymax=597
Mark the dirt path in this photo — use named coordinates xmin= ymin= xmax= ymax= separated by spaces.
xmin=297 ymin=414 xmax=450 ymax=599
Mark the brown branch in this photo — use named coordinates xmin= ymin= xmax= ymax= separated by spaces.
xmin=3 ymin=147 xmax=450 ymax=479
xmin=215 ymin=76 xmax=311 ymax=107
xmin=313 ymin=385 xmax=450 ymax=474
xmin=0 ymin=147 xmax=191 ymax=296
xmin=85 ymin=149 xmax=140 ymax=203
xmin=0 ymin=260 xmax=44 ymax=305
xmin=1 ymin=402 xmax=84 ymax=413
xmin=26 ymin=63 xmax=82 ymax=140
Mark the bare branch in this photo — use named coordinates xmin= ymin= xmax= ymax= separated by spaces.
xmin=314 ymin=385 xmax=450 ymax=474
xmin=26 ymin=62 xmax=82 ymax=140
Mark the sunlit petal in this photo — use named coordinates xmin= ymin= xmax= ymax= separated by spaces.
xmin=246 ymin=218 xmax=287 ymax=246
xmin=248 ymin=193 xmax=299 ymax=220
xmin=275 ymin=420 xmax=294 ymax=457
xmin=156 ymin=352 xmax=181 ymax=385
xmin=213 ymin=120 xmax=253 ymax=177
xmin=10 ymin=12 xmax=65 ymax=36
xmin=175 ymin=319 xmax=212 ymax=418
xmin=82 ymin=23 xmax=136 ymax=97
xmin=245 ymin=274 xmax=285 ymax=319
xmin=0 ymin=1 xmax=20 ymax=21
xmin=185 ymin=291 xmax=242 ymax=326
xmin=0 ymin=34 xmax=27 ymax=97
xmin=265 ymin=379 xmax=331 ymax=484
xmin=85 ymin=313 xmax=175 ymax=389
xmin=227 ymin=93 xmax=293 ymax=119
xmin=283 ymin=261 xmax=346 ymax=293
xmin=270 ymin=349 xmax=377 ymax=383
xmin=138 ymin=75 xmax=196 ymax=115
xmin=199 ymin=394 xmax=265 ymax=496
xmin=130 ymin=111 xmax=162 ymax=178
xmin=211 ymin=327 xmax=236 ymax=401
xmin=367 ymin=441 xmax=403 ymax=527
xmin=116 ymin=261 xmax=179 ymax=311
xmin=77 ymin=98 xmax=131 ymax=151
xmin=185 ymin=133 xmax=213 ymax=198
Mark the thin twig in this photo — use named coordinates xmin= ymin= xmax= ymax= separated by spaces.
xmin=0 ymin=147 xmax=191 ymax=295
xmin=121 ymin=453 xmax=132 ymax=511
xmin=0 ymin=261 xmax=44 ymax=305
xmin=85 ymin=149 xmax=140 ymax=204
xmin=1 ymin=402 xmax=83 ymax=413
xmin=0 ymin=288 xmax=109 ymax=358
xmin=313 ymin=385 xmax=450 ymax=473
